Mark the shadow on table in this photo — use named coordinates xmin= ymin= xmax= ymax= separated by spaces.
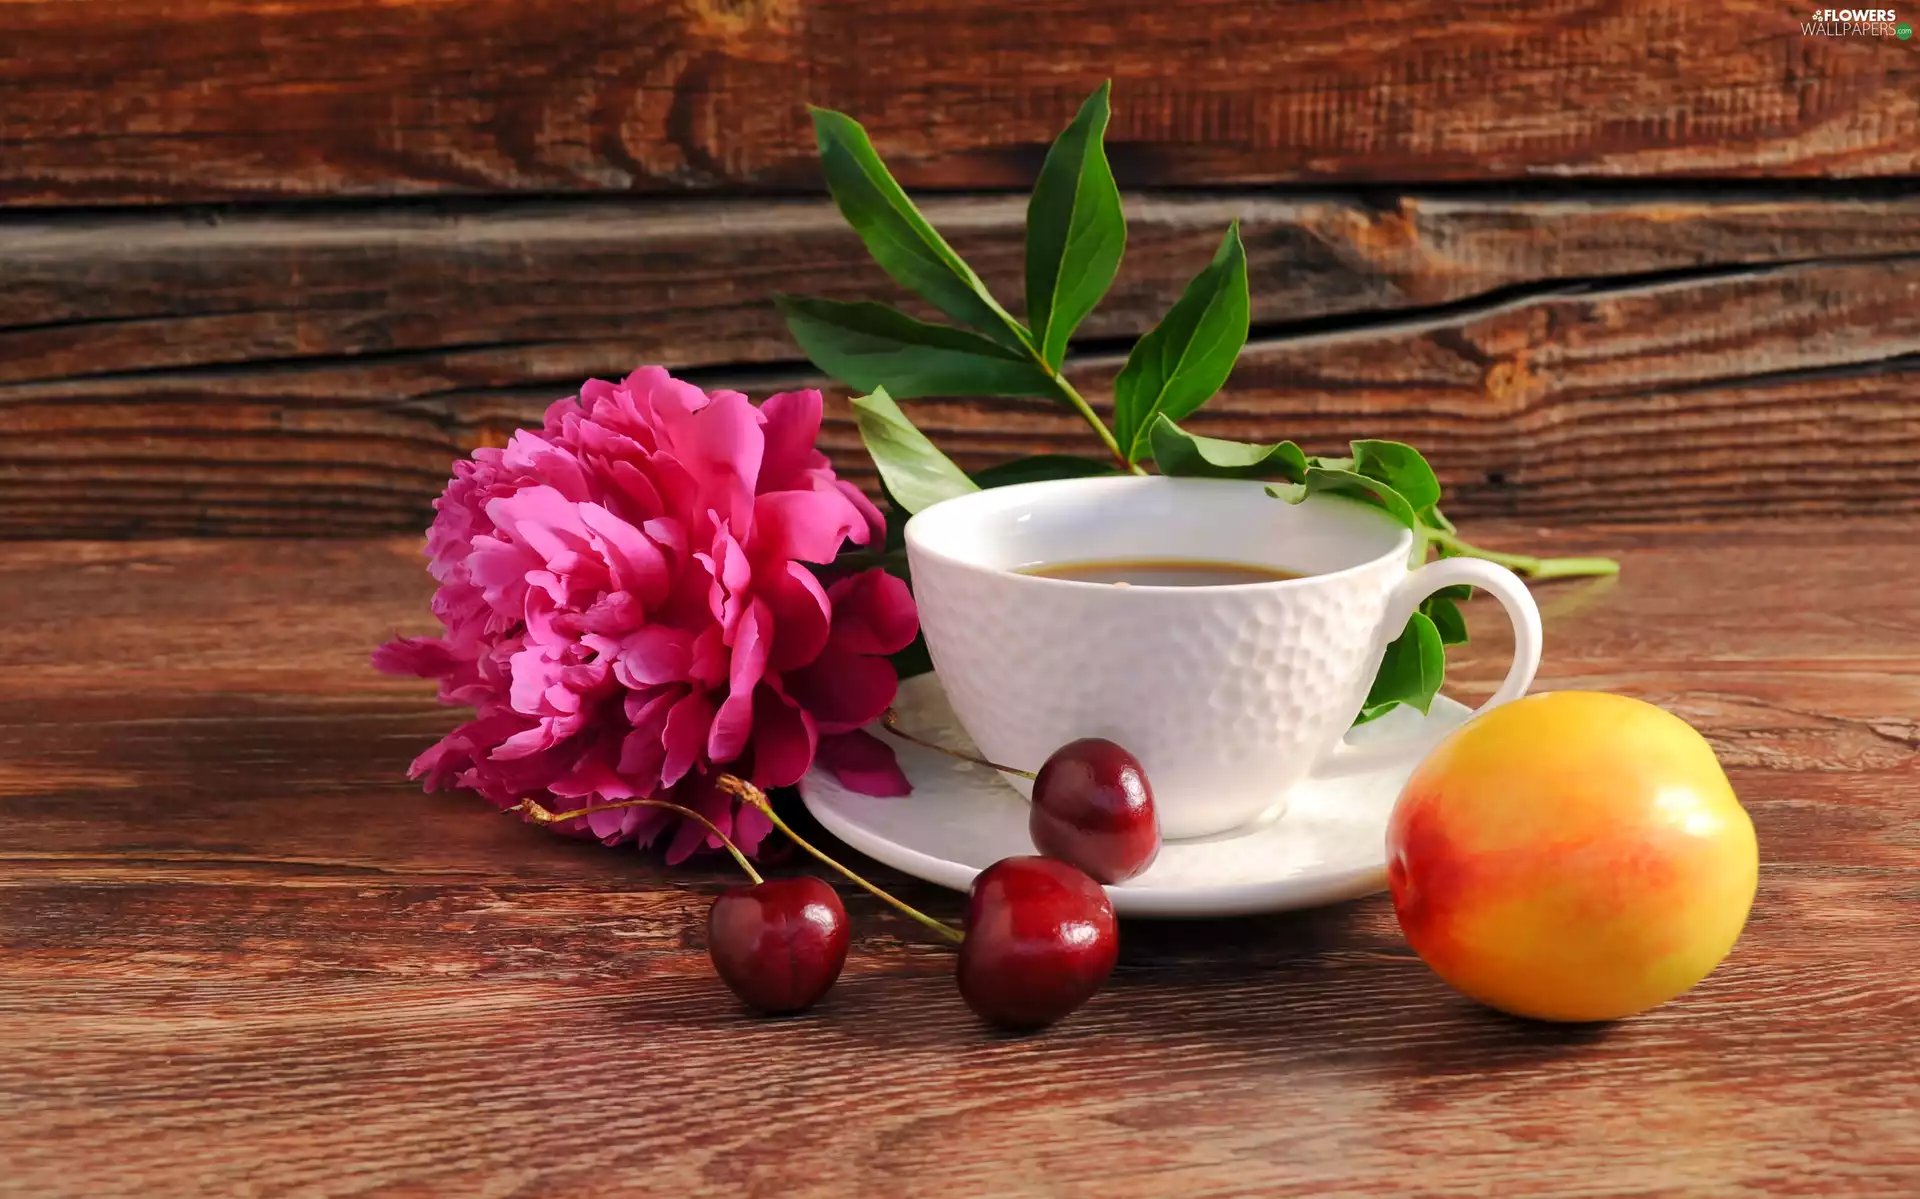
xmin=1098 ymin=898 xmax=1614 ymax=1078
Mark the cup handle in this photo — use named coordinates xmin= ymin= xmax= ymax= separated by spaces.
xmin=1318 ymin=556 xmax=1543 ymax=773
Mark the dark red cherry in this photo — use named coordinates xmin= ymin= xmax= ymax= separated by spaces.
xmin=957 ymin=856 xmax=1118 ymax=1031
xmin=1029 ymin=737 xmax=1160 ymax=883
xmin=707 ymin=876 xmax=849 ymax=1015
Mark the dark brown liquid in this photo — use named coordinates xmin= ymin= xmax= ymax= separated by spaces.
xmin=1019 ymin=558 xmax=1305 ymax=587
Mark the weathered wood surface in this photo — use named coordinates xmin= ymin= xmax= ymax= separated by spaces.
xmin=4 ymin=194 xmax=1918 ymax=536
xmin=3 ymin=0 xmax=1918 ymax=204
xmin=1 ymin=523 xmax=1917 ymax=1197
xmin=11 ymin=194 xmax=1920 ymax=381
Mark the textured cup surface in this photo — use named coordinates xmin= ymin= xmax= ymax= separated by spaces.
xmin=906 ymin=477 xmax=1416 ymax=839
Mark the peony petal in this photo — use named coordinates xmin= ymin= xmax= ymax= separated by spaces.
xmin=756 ymin=389 xmax=825 ymax=492
xmin=642 ymin=452 xmax=704 ymax=541
xmin=731 ymin=799 xmax=773 ymax=857
xmin=607 ymin=461 xmax=664 ymax=524
xmin=490 ymin=721 xmax=558 ymax=761
xmin=622 ymin=366 xmax=699 ymax=422
xmin=648 ymin=379 xmax=763 ymax=532
xmin=522 ymin=586 xmax=564 ymax=646
xmin=707 ymin=693 xmax=753 ymax=769
xmin=372 ymin=636 xmax=463 ymax=679
xmin=621 ymin=803 xmax=675 ymax=850
xmin=544 ymin=389 xmax=591 ymax=431
xmin=665 ymin=775 xmax=735 ymax=864
xmin=751 ymin=488 xmax=867 ymax=567
xmin=706 ymin=600 xmax=770 ymax=764
xmin=827 ymin=569 xmax=920 ymax=656
xmin=642 ymin=515 xmax=685 ymax=561
xmin=815 ymin=729 xmax=912 ymax=797
xmin=523 ymin=568 xmax=569 ymax=611
xmin=505 ymin=432 xmax=591 ymax=502
xmin=749 ymin=683 xmax=818 ymax=789
xmin=617 ymin=686 xmax=678 ymax=794
xmin=784 ymin=645 xmax=898 ymax=734
xmin=613 ymin=626 xmax=692 ymax=688
xmin=407 ymin=730 xmax=476 ymax=790
xmin=579 ymin=502 xmax=670 ymax=609
xmin=835 ymin=479 xmax=885 ymax=548
xmin=660 ymin=688 xmax=716 ymax=787
xmin=486 ymin=485 xmax=592 ymax=566
xmin=466 ymin=533 xmax=539 ymax=617
xmin=688 ymin=625 xmax=728 ymax=687
xmin=761 ymin=563 xmax=832 ymax=673
xmin=624 ymin=684 xmax=679 ymax=730
xmin=576 ymin=590 xmax=645 ymax=636
xmin=618 ymin=732 xmax=668 ymax=796
xmin=551 ymin=749 xmax=633 ymax=802
xmin=695 ymin=524 xmax=753 ymax=632
xmin=508 ymin=644 xmax=560 ymax=715
xmin=586 ymin=803 xmax=628 ymax=841
xmin=559 ymin=659 xmax=609 ymax=693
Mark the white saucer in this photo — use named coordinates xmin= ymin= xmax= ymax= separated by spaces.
xmin=797 ymin=672 xmax=1470 ymax=918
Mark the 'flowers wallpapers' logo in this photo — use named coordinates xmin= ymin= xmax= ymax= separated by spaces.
xmin=1803 ymin=7 xmax=1908 ymax=34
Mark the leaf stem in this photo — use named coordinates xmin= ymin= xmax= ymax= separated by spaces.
xmin=712 ymin=775 xmax=965 ymax=945
xmin=1050 ymin=372 xmax=1147 ymax=475
xmin=1425 ymin=529 xmax=1621 ymax=579
xmin=510 ymin=797 xmax=763 ymax=885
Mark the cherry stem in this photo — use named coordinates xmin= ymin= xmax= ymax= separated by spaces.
xmin=880 ymin=709 xmax=1037 ymax=781
xmin=712 ymin=774 xmax=965 ymax=945
xmin=509 ymin=797 xmax=764 ymax=886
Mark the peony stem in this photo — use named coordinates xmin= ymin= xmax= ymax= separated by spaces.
xmin=510 ymin=797 xmax=764 ymax=886
xmin=712 ymin=775 xmax=965 ymax=945
xmin=1425 ymin=528 xmax=1621 ymax=579
xmin=880 ymin=708 xmax=1037 ymax=781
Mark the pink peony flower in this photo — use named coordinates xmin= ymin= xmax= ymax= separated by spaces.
xmin=375 ymin=367 xmax=917 ymax=862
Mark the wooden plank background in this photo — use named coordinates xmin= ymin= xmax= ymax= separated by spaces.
xmin=1 ymin=1 xmax=1918 ymax=537
xmin=4 ymin=0 xmax=1918 ymax=201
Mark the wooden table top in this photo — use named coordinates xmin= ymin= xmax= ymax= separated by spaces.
xmin=4 ymin=521 xmax=1917 ymax=1197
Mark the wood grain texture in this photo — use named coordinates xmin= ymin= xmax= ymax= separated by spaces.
xmin=4 ymin=194 xmax=1918 ymax=535
xmin=1 ymin=524 xmax=1918 ymax=1197
xmin=3 ymin=0 xmax=1918 ymax=203
xmin=10 ymin=194 xmax=1920 ymax=382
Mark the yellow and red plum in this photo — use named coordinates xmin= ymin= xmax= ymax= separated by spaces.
xmin=1387 ymin=691 xmax=1758 ymax=1022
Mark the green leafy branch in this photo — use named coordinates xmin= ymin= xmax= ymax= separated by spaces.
xmin=780 ymin=81 xmax=1619 ymax=722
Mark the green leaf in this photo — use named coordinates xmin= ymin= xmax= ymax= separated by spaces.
xmin=776 ymin=295 xmax=1055 ymax=400
xmin=1148 ymin=416 xmax=1308 ymax=481
xmin=1350 ymin=440 xmax=1441 ymax=513
xmin=1351 ymin=701 xmax=1399 ymax=728
xmin=1025 ymin=81 xmax=1126 ymax=369
xmin=1111 ymin=222 xmax=1251 ymax=462
xmin=1363 ymin=610 xmax=1447 ymax=716
xmin=1423 ymin=584 xmax=1474 ymax=647
xmin=849 ymin=387 xmax=981 ymax=514
xmin=810 ymin=107 xmax=1028 ymax=351
xmin=1423 ymin=596 xmax=1470 ymax=646
xmin=1301 ymin=465 xmax=1418 ymax=530
xmin=970 ymin=454 xmax=1115 ymax=489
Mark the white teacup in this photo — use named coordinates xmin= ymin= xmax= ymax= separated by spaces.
xmin=904 ymin=476 xmax=1543 ymax=840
